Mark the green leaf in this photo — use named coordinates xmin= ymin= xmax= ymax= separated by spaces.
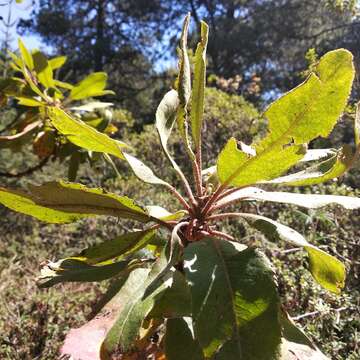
xmin=0 ymin=187 xmax=87 ymax=223
xmin=176 ymin=14 xmax=193 ymax=157
xmin=217 ymin=186 xmax=360 ymax=210
xmin=16 ymin=97 xmax=43 ymax=107
xmin=280 ymin=311 xmax=329 ymax=359
xmin=184 ymin=238 xmax=282 ymax=358
xmin=28 ymin=181 xmax=150 ymax=222
xmin=123 ymin=152 xmax=169 ymax=186
xmin=143 ymin=224 xmax=182 ymax=298
xmin=146 ymin=205 xmax=186 ymax=221
xmin=49 ymin=56 xmax=67 ymax=70
xmin=155 ymin=89 xmax=179 ymax=160
xmin=265 ymin=145 xmax=354 ymax=186
xmin=238 ymin=213 xmax=345 ymax=293
xmin=33 ymin=50 xmax=54 ymax=88
xmin=191 ymin=21 xmax=209 ymax=148
xmin=165 ymin=318 xmax=204 ymax=360
xmin=71 ymin=101 xmax=113 ymax=112
xmin=53 ymin=79 xmax=73 ymax=90
xmin=149 ymin=271 xmax=191 ymax=319
xmin=0 ymin=181 xmax=150 ymax=223
xmin=217 ymin=137 xmax=306 ymax=187
xmin=70 ymin=72 xmax=114 ymax=100
xmin=47 ymin=107 xmax=129 ymax=159
xmin=217 ymin=49 xmax=354 ymax=187
xmin=38 ymin=257 xmax=133 ymax=287
xmin=102 ymin=257 xmax=168 ymax=354
xmin=0 ymin=120 xmax=41 ymax=149
xmin=75 ymin=229 xmax=157 ymax=264
xmin=18 ymin=38 xmax=34 ymax=70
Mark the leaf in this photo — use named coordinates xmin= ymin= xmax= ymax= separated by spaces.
xmin=33 ymin=50 xmax=54 ymax=88
xmin=148 ymin=271 xmax=191 ymax=319
xmin=176 ymin=14 xmax=193 ymax=156
xmin=0 ymin=187 xmax=87 ymax=223
xmin=18 ymin=38 xmax=34 ymax=70
xmin=184 ymin=238 xmax=282 ymax=358
xmin=300 ymin=149 xmax=336 ymax=162
xmin=238 ymin=213 xmax=345 ymax=293
xmin=146 ymin=206 xmax=186 ymax=221
xmin=217 ymin=49 xmax=354 ymax=187
xmin=49 ymin=55 xmax=67 ymax=70
xmin=123 ymin=152 xmax=169 ymax=186
xmin=101 ymin=257 xmax=169 ymax=354
xmin=74 ymin=229 xmax=157 ymax=264
xmin=191 ymin=21 xmax=209 ymax=148
xmin=16 ymin=96 xmax=44 ymax=107
xmin=0 ymin=120 xmax=41 ymax=149
xmin=60 ymin=270 xmax=143 ymax=360
xmin=216 ymin=186 xmax=360 ymax=210
xmin=70 ymin=72 xmax=115 ymax=100
xmin=0 ymin=181 xmax=150 ymax=223
xmin=28 ymin=181 xmax=150 ymax=222
xmin=165 ymin=318 xmax=204 ymax=360
xmin=38 ymin=257 xmax=133 ymax=287
xmin=71 ymin=102 xmax=113 ymax=112
xmin=143 ymin=224 xmax=183 ymax=299
xmin=280 ymin=311 xmax=329 ymax=359
xmin=54 ymin=79 xmax=73 ymax=90
xmin=47 ymin=107 xmax=129 ymax=159
xmin=217 ymin=137 xmax=306 ymax=187
xmin=156 ymin=89 xmax=186 ymax=175
xmin=265 ymin=145 xmax=354 ymax=186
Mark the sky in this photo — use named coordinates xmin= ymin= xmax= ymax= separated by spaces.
xmin=0 ymin=0 xmax=44 ymax=51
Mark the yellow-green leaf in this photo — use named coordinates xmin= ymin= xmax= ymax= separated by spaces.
xmin=191 ymin=21 xmax=209 ymax=148
xmin=47 ymin=107 xmax=129 ymax=159
xmin=70 ymin=72 xmax=114 ymax=100
xmin=49 ymin=56 xmax=67 ymax=70
xmin=33 ymin=50 xmax=54 ymax=88
xmin=18 ymin=38 xmax=34 ymax=70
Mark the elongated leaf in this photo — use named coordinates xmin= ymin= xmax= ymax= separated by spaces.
xmin=280 ymin=311 xmax=329 ymax=360
xmin=18 ymin=38 xmax=34 ymax=70
xmin=216 ymin=186 xmax=360 ymax=210
xmin=0 ymin=181 xmax=150 ymax=223
xmin=102 ymin=256 xmax=169 ymax=354
xmin=191 ymin=21 xmax=209 ymax=148
xmin=300 ymin=149 xmax=336 ymax=162
xmin=146 ymin=205 xmax=186 ymax=221
xmin=0 ymin=120 xmax=41 ymax=149
xmin=49 ymin=55 xmax=67 ymax=70
xmin=238 ymin=213 xmax=345 ymax=293
xmin=123 ymin=152 xmax=168 ymax=186
xmin=71 ymin=102 xmax=113 ymax=112
xmin=16 ymin=97 xmax=43 ymax=107
xmin=74 ymin=229 xmax=157 ymax=264
xmin=29 ymin=181 xmax=150 ymax=222
xmin=217 ymin=137 xmax=306 ymax=187
xmin=47 ymin=107 xmax=129 ymax=159
xmin=265 ymin=145 xmax=354 ymax=186
xmin=176 ymin=14 xmax=193 ymax=156
xmin=38 ymin=257 xmax=135 ymax=287
xmin=70 ymin=72 xmax=114 ymax=100
xmin=149 ymin=271 xmax=191 ymax=319
xmin=0 ymin=187 xmax=87 ymax=223
xmin=143 ymin=224 xmax=183 ymax=298
xmin=217 ymin=49 xmax=354 ymax=187
xmin=61 ymin=269 xmax=144 ymax=360
xmin=165 ymin=318 xmax=204 ymax=360
xmin=184 ymin=238 xmax=281 ymax=358
xmin=33 ymin=50 xmax=54 ymax=88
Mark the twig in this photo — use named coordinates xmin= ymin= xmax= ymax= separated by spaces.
xmin=292 ymin=307 xmax=348 ymax=321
